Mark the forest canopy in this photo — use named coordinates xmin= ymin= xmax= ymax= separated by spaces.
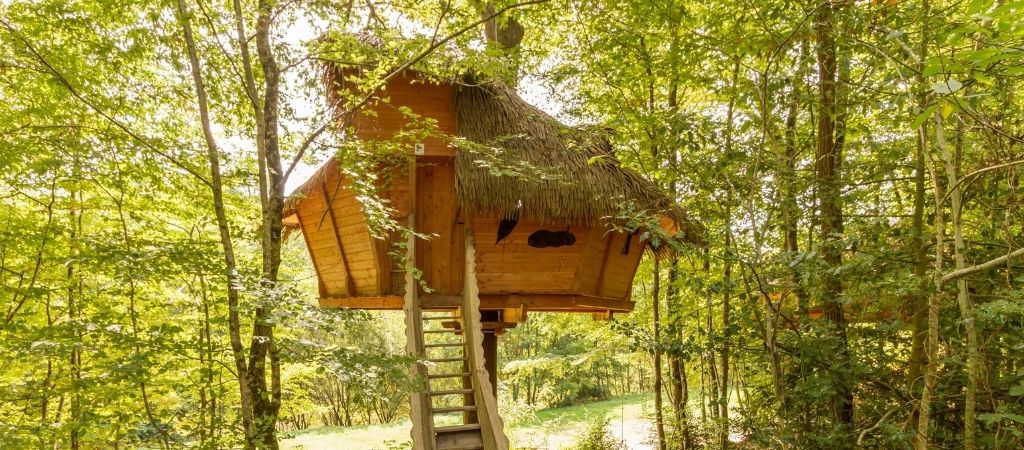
xmin=2 ymin=0 xmax=1023 ymax=449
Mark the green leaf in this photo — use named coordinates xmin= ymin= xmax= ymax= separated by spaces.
xmin=932 ymin=79 xmax=963 ymax=94
xmin=980 ymin=412 xmax=1024 ymax=425
xmin=966 ymin=47 xmax=1001 ymax=64
xmin=941 ymin=102 xmax=955 ymax=119
xmin=1010 ymin=385 xmax=1024 ymax=396
xmin=912 ymin=104 xmax=939 ymax=128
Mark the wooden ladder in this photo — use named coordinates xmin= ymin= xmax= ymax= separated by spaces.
xmin=402 ymin=216 xmax=508 ymax=450
xmin=421 ymin=311 xmax=484 ymax=450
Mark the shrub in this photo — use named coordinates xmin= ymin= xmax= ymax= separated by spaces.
xmin=568 ymin=417 xmax=627 ymax=450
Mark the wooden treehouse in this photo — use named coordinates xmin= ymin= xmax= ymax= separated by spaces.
xmin=283 ymin=67 xmax=700 ymax=450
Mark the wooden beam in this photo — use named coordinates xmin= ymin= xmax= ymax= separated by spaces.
xmin=481 ymin=321 xmax=518 ymax=331
xmin=477 ymin=293 xmax=634 ymax=312
xmin=282 ymin=211 xmax=300 ymax=228
xmin=501 ymin=306 xmax=527 ymax=324
xmin=319 ymin=295 xmax=403 ymax=309
xmin=439 ymin=321 xmax=520 ymax=332
xmin=294 ymin=209 xmax=327 ymax=298
xmin=593 ymin=232 xmax=614 ymax=296
xmin=318 ymin=292 xmax=635 ymax=313
xmin=320 ymin=184 xmax=356 ymax=297
xmin=367 ymin=227 xmax=386 ymax=296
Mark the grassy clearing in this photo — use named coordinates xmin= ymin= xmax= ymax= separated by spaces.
xmin=281 ymin=394 xmax=656 ymax=450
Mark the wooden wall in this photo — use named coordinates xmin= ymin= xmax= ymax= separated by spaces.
xmin=414 ymin=161 xmax=464 ymax=295
xmin=354 ymin=72 xmax=457 ymax=158
xmin=588 ymin=231 xmax=645 ymax=299
xmin=354 ymin=72 xmax=463 ymax=295
xmin=470 ymin=219 xmax=644 ymax=299
xmin=472 ymin=219 xmax=587 ymax=293
xmin=294 ymin=161 xmax=382 ymax=297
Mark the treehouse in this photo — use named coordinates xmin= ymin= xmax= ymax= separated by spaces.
xmin=282 ymin=66 xmax=700 ymax=450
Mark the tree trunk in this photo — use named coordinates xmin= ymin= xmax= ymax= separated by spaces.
xmin=113 ymin=197 xmax=171 ymax=450
xmin=477 ymin=1 xmax=525 ymax=85
xmin=703 ymin=250 xmax=719 ymax=428
xmin=716 ymin=58 xmax=740 ymax=448
xmin=719 ymin=213 xmax=732 ymax=448
xmin=652 ymin=258 xmax=667 ymax=450
xmin=814 ymin=0 xmax=854 ymax=426
xmin=173 ymin=0 xmax=256 ymax=442
xmin=937 ymin=114 xmax=979 ymax=450
xmin=247 ymin=0 xmax=286 ymax=446
xmin=669 ymin=356 xmax=690 ymax=449
xmin=68 ymin=177 xmax=82 ymax=450
xmin=781 ymin=41 xmax=809 ymax=318
xmin=909 ymin=1 xmax=932 ymax=444
xmin=196 ymin=274 xmax=219 ymax=446
xmin=917 ymin=114 xmax=947 ymax=450
xmin=906 ymin=54 xmax=930 ymax=438
xmin=668 ymin=255 xmax=690 ymax=449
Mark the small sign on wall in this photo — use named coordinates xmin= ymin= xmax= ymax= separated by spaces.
xmin=414 ymin=143 xmax=425 ymax=155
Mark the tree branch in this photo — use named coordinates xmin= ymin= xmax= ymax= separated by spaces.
xmin=344 ymin=0 xmax=551 ymax=114
xmin=942 ymin=246 xmax=1024 ymax=285
xmin=0 ymin=19 xmax=212 ymax=187
xmin=283 ymin=121 xmax=329 ymax=183
xmin=941 ymin=159 xmax=1024 ymax=205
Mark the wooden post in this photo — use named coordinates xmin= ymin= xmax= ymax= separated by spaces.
xmin=463 ymin=230 xmax=509 ymax=450
xmin=462 ymin=357 xmax=477 ymax=424
xmin=404 ymin=157 xmax=434 ymax=450
xmin=483 ymin=332 xmax=498 ymax=398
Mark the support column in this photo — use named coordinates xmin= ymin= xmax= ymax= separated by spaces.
xmin=483 ymin=331 xmax=498 ymax=398
xmin=462 ymin=356 xmax=477 ymax=424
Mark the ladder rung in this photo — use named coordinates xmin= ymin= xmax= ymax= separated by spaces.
xmin=435 ymin=423 xmax=481 ymax=434
xmin=427 ymin=357 xmax=467 ymax=363
xmin=425 ymin=329 xmax=456 ymax=333
xmin=433 ymin=405 xmax=477 ymax=414
xmin=425 ymin=343 xmax=463 ymax=348
xmin=430 ymin=389 xmax=473 ymax=396
xmin=428 ymin=372 xmax=470 ymax=379
xmin=437 ymin=444 xmax=483 ymax=450
xmin=423 ymin=316 xmax=456 ymax=321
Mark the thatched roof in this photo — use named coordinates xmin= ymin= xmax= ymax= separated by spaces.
xmin=454 ymin=81 xmax=701 ymax=245
xmin=287 ymin=44 xmax=703 ymax=247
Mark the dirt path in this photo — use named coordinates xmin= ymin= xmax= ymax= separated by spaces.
xmin=609 ymin=414 xmax=656 ymax=449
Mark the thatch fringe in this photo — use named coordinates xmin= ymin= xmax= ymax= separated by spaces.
xmin=454 ymin=81 xmax=702 ymax=247
xmin=283 ymin=157 xmax=340 ymax=213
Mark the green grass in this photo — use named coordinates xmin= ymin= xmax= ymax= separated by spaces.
xmin=279 ymin=420 xmax=414 ymax=450
xmin=281 ymin=394 xmax=655 ymax=450
xmin=509 ymin=394 xmax=653 ymax=449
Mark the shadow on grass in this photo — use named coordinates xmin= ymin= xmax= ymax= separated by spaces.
xmin=282 ymin=393 xmax=652 ymax=450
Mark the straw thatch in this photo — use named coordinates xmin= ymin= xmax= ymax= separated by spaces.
xmin=289 ymin=48 xmax=703 ymax=248
xmin=454 ymin=81 xmax=701 ymax=245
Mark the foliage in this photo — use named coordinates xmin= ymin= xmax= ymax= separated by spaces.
xmin=3 ymin=0 xmax=1024 ymax=448
xmin=566 ymin=417 xmax=627 ymax=450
